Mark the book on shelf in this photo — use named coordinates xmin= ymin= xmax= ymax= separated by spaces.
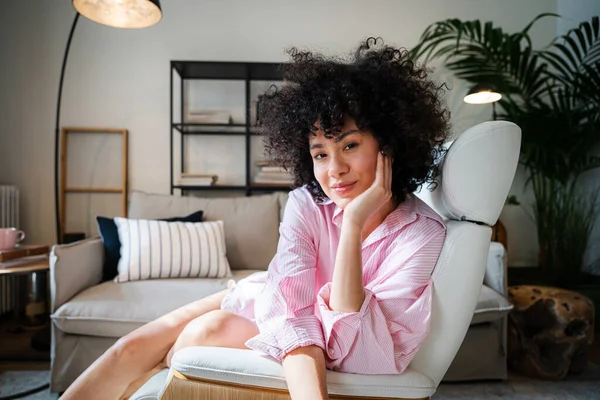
xmin=253 ymin=161 xmax=293 ymax=185
xmin=185 ymin=110 xmax=232 ymax=125
xmin=253 ymin=179 xmax=293 ymax=185
xmin=260 ymin=166 xmax=290 ymax=173
xmin=177 ymin=173 xmax=219 ymax=186
xmin=254 ymin=173 xmax=293 ymax=183
xmin=0 ymin=244 xmax=50 ymax=262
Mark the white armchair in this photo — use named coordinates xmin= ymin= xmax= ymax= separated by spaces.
xmin=128 ymin=120 xmax=521 ymax=400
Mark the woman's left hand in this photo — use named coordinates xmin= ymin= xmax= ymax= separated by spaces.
xmin=343 ymin=150 xmax=393 ymax=228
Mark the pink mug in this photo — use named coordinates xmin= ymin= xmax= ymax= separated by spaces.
xmin=0 ymin=228 xmax=26 ymax=250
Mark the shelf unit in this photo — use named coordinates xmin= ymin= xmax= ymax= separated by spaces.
xmin=170 ymin=61 xmax=291 ymax=196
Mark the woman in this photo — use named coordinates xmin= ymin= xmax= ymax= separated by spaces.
xmin=61 ymin=37 xmax=451 ymax=400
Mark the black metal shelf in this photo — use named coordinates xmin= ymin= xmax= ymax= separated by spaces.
xmin=174 ymin=184 xmax=291 ymax=191
xmin=170 ymin=61 xmax=286 ymax=196
xmin=171 ymin=61 xmax=284 ymax=80
xmin=249 ymin=184 xmax=292 ymax=191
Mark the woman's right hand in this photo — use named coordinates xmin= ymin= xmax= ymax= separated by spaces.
xmin=343 ymin=150 xmax=393 ymax=229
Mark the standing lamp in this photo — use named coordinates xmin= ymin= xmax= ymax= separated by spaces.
xmin=54 ymin=0 xmax=162 ymax=244
xmin=464 ymin=83 xmax=502 ymax=120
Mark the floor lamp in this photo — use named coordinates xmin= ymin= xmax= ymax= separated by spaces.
xmin=54 ymin=0 xmax=162 ymax=244
xmin=6 ymin=2 xmax=163 ymax=398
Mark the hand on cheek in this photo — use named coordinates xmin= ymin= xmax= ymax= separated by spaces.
xmin=343 ymin=150 xmax=393 ymax=227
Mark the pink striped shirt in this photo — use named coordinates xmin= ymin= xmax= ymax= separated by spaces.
xmin=221 ymin=186 xmax=446 ymax=374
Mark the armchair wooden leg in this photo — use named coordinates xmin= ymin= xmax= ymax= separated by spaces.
xmin=160 ymin=369 xmax=430 ymax=400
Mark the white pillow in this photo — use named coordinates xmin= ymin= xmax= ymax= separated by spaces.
xmin=113 ymin=217 xmax=231 ymax=282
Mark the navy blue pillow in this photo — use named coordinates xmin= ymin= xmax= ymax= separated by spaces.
xmin=96 ymin=210 xmax=204 ymax=282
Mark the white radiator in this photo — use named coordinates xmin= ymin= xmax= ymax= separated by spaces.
xmin=0 ymin=185 xmax=20 ymax=317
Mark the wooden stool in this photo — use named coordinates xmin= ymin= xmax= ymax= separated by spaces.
xmin=507 ymin=285 xmax=595 ymax=380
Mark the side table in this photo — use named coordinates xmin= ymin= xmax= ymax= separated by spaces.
xmin=507 ymin=285 xmax=595 ymax=380
xmin=0 ymin=257 xmax=50 ymax=327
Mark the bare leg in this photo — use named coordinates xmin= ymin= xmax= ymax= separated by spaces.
xmin=123 ymin=310 xmax=259 ymax=399
xmin=165 ymin=309 xmax=259 ymax=367
xmin=60 ymin=289 xmax=228 ymax=400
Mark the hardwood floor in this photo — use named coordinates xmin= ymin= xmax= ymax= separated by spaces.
xmin=0 ymin=360 xmax=49 ymax=372
xmin=0 ymin=314 xmax=50 ymax=369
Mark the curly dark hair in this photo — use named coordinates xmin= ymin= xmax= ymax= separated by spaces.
xmin=259 ymin=37 xmax=451 ymax=203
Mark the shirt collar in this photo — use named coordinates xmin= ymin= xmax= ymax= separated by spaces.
xmin=362 ymin=196 xmax=419 ymax=247
xmin=321 ymin=194 xmax=419 ymax=241
xmin=316 ymin=196 xmax=344 ymax=228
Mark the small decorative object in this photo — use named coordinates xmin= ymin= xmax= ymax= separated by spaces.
xmin=251 ymin=96 xmax=264 ymax=127
xmin=0 ymin=227 xmax=25 ymax=250
xmin=507 ymin=285 xmax=595 ymax=380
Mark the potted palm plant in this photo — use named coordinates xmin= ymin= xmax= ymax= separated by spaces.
xmin=410 ymin=14 xmax=600 ymax=288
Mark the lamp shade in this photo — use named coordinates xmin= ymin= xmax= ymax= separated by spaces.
xmin=464 ymin=83 xmax=502 ymax=104
xmin=73 ymin=0 xmax=162 ymax=29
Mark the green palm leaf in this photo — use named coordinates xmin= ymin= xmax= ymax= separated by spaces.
xmin=540 ymin=16 xmax=600 ymax=83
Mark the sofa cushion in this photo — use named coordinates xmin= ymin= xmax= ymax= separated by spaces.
xmin=471 ymin=284 xmax=513 ymax=325
xmin=275 ymin=191 xmax=289 ymax=223
xmin=114 ymin=218 xmax=231 ymax=282
xmin=96 ymin=210 xmax=204 ymax=282
xmin=51 ymin=270 xmax=263 ymax=338
xmin=127 ymin=191 xmax=280 ymax=271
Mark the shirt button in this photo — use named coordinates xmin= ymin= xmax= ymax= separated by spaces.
xmin=329 ymin=348 xmax=335 ymax=356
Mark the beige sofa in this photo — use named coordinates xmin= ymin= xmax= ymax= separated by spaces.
xmin=49 ymin=189 xmax=512 ymax=394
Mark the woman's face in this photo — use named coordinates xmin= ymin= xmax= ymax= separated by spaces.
xmin=309 ymin=118 xmax=380 ymax=209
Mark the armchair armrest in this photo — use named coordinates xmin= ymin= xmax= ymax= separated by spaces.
xmin=50 ymin=238 xmax=104 ymax=314
xmin=483 ymin=242 xmax=508 ymax=296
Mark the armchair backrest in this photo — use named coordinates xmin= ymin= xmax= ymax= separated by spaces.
xmin=411 ymin=121 xmax=521 ymax=384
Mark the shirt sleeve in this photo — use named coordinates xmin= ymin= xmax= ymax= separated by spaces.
xmin=244 ymin=192 xmax=326 ymax=361
xmin=316 ymin=216 xmax=446 ymax=374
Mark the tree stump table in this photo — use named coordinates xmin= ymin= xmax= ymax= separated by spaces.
xmin=507 ymin=285 xmax=595 ymax=380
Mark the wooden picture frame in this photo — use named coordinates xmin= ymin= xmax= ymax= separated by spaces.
xmin=60 ymin=127 xmax=128 ymax=242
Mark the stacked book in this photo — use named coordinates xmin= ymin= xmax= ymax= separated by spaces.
xmin=0 ymin=244 xmax=50 ymax=268
xmin=186 ymin=110 xmax=232 ymax=124
xmin=177 ymin=173 xmax=219 ymax=187
xmin=254 ymin=162 xmax=293 ymax=185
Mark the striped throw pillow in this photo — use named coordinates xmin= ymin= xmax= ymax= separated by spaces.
xmin=113 ymin=217 xmax=231 ymax=282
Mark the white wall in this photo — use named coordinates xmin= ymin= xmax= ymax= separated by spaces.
xmin=0 ymin=0 xmax=568 ymax=266
xmin=557 ymin=0 xmax=600 ymax=34
xmin=555 ymin=0 xmax=600 ymax=271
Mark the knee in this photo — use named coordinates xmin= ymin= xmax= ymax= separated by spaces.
xmin=177 ymin=310 xmax=235 ymax=347
xmin=112 ymin=334 xmax=144 ymax=361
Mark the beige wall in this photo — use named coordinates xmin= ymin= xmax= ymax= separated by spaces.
xmin=1 ymin=0 xmax=580 ymax=268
